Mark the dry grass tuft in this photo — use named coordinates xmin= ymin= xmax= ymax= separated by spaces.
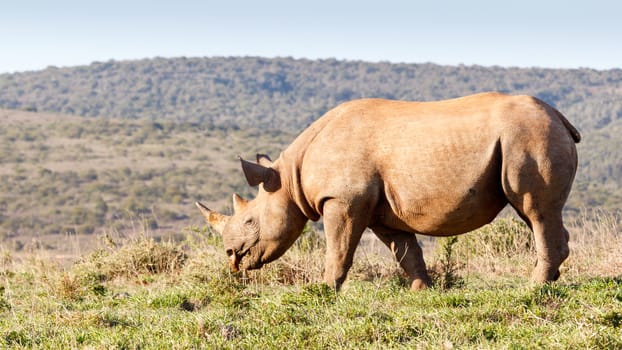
xmin=178 ymin=210 xmax=620 ymax=289
xmin=73 ymin=234 xmax=187 ymax=282
xmin=429 ymin=210 xmax=621 ymax=283
xmin=444 ymin=216 xmax=536 ymax=278
xmin=565 ymin=209 xmax=622 ymax=279
xmin=25 ymin=209 xmax=616 ymax=294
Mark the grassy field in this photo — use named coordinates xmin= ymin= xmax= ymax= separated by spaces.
xmin=1 ymin=214 xmax=620 ymax=349
xmin=1 ymin=109 xmax=620 ymax=349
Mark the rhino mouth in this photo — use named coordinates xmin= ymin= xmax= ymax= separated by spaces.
xmin=227 ymin=250 xmax=241 ymax=272
xmin=228 ymin=246 xmax=264 ymax=271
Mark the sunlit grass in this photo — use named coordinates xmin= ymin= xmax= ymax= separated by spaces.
xmin=1 ymin=212 xmax=620 ymax=348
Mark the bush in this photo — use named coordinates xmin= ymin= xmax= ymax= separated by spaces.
xmin=454 ymin=217 xmax=534 ymax=259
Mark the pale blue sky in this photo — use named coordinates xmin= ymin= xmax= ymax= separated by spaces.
xmin=1 ymin=0 xmax=621 ymax=73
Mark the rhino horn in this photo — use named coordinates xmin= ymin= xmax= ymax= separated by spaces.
xmin=232 ymin=193 xmax=248 ymax=213
xmin=238 ymin=155 xmax=281 ymax=192
xmin=195 ymin=201 xmax=229 ymax=234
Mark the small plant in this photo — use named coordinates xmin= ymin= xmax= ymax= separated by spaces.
xmin=56 ymin=273 xmax=82 ymax=300
xmin=0 ymin=287 xmax=10 ymax=312
xmin=432 ymin=236 xmax=464 ymax=290
xmin=603 ymin=311 xmax=622 ymax=328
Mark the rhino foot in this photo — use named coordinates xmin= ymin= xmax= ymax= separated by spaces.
xmin=411 ymin=278 xmax=430 ymax=291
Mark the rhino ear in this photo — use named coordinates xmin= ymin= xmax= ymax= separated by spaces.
xmin=195 ymin=202 xmax=229 ymax=234
xmin=232 ymin=193 xmax=248 ymax=213
xmin=256 ymin=154 xmax=273 ymax=167
xmin=239 ymin=156 xmax=281 ymax=192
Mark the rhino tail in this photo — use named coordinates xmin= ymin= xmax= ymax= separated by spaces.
xmin=532 ymin=96 xmax=581 ymax=143
xmin=553 ymin=108 xmax=581 ymax=143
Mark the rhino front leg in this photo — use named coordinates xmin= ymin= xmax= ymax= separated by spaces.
xmin=371 ymin=226 xmax=431 ymax=290
xmin=322 ymin=199 xmax=368 ymax=290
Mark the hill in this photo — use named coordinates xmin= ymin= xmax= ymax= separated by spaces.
xmin=0 ymin=56 xmax=621 ymax=241
xmin=2 ymin=57 xmax=622 ymax=132
xmin=0 ymin=108 xmax=295 ymax=253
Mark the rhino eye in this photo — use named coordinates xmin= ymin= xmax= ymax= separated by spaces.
xmin=243 ymin=217 xmax=259 ymax=232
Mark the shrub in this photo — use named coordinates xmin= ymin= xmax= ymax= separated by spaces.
xmin=454 ymin=217 xmax=534 ymax=259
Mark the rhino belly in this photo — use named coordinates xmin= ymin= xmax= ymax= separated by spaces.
xmin=379 ymin=186 xmax=507 ymax=236
xmin=378 ymin=157 xmax=508 ymax=236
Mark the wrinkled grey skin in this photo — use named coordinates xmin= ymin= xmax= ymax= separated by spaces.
xmin=197 ymin=92 xmax=580 ymax=290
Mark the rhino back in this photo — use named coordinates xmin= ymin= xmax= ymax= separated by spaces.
xmin=283 ymin=93 xmax=576 ymax=235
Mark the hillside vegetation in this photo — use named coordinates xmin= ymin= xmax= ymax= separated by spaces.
xmin=2 ymin=57 xmax=622 ymax=132
xmin=1 ymin=57 xmax=621 ymax=241
xmin=0 ymin=109 xmax=295 ymax=252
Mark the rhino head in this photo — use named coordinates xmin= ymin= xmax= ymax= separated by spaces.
xmin=195 ymin=154 xmax=308 ymax=272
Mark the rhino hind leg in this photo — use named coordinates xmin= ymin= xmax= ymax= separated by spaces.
xmin=527 ymin=214 xmax=570 ymax=282
xmin=371 ymin=227 xmax=431 ymax=290
xmin=504 ymin=181 xmax=572 ymax=282
xmin=500 ymin=135 xmax=576 ymax=283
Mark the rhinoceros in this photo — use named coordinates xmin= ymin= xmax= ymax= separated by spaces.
xmin=196 ymin=92 xmax=580 ymax=290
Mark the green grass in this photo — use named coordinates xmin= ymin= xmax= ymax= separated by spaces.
xmin=1 ymin=220 xmax=621 ymax=349
xmin=2 ymin=269 xmax=621 ymax=349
